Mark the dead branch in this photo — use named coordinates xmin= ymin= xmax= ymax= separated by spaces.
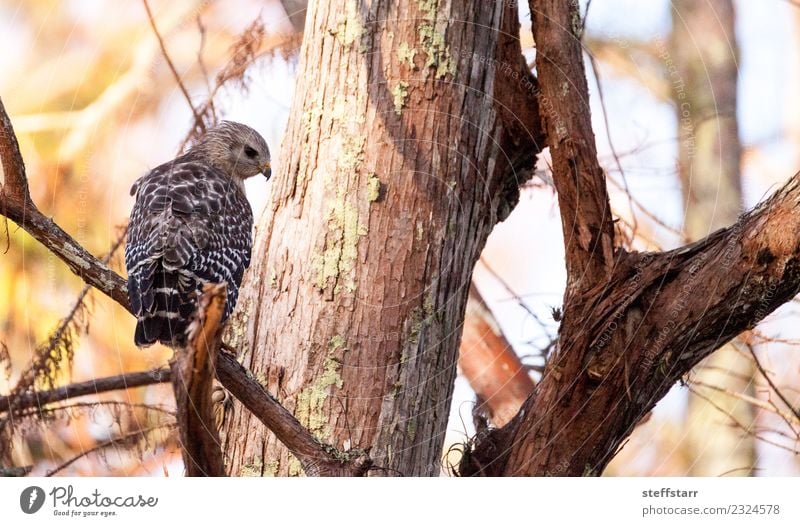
xmin=170 ymin=283 xmax=227 ymax=477
xmin=741 ymin=340 xmax=800 ymax=422
xmin=0 ymin=96 xmax=368 ymax=476
xmin=4 ymin=226 xmax=127 ymax=408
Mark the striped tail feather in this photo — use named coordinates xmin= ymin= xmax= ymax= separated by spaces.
xmin=131 ymin=264 xmax=198 ymax=347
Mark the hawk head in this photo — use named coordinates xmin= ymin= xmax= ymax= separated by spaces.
xmin=191 ymin=120 xmax=271 ymax=181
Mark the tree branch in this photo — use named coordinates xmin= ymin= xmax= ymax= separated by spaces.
xmin=531 ymin=0 xmax=616 ymax=291
xmin=0 ymin=368 xmax=170 ymax=415
xmin=0 ymin=97 xmax=366 ymax=476
xmin=459 ymin=283 xmax=534 ymax=427
xmin=463 ymin=170 xmax=800 ymax=476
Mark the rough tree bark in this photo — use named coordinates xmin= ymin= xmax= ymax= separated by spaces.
xmin=221 ymin=0 xmax=543 ymax=476
xmin=671 ymin=0 xmax=757 ymax=476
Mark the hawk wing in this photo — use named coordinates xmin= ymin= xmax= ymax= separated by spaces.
xmin=125 ymin=159 xmax=253 ymax=346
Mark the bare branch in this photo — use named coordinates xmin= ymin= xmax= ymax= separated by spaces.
xmin=741 ymin=340 xmax=800 ymax=422
xmin=0 ymin=368 xmax=171 ymax=415
xmin=531 ymin=0 xmax=616 ymax=290
xmin=459 ymin=283 xmax=534 ymax=427
xmin=0 ymin=98 xmax=30 ymax=203
xmin=463 ymin=170 xmax=800 ymax=476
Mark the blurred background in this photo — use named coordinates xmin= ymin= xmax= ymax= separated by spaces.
xmin=0 ymin=0 xmax=798 ymax=476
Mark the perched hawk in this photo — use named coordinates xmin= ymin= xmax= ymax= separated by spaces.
xmin=125 ymin=121 xmax=271 ymax=347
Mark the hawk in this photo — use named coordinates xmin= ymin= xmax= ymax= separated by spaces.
xmin=125 ymin=121 xmax=271 ymax=347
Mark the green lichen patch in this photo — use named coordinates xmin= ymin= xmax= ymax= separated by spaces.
xmin=330 ymin=0 xmax=364 ymax=48
xmin=329 ymin=334 xmax=346 ymax=351
xmin=366 ymin=173 xmax=381 ymax=202
xmin=287 ymin=455 xmax=304 ymax=477
xmin=407 ymin=293 xmax=437 ymax=345
xmin=406 ymin=419 xmax=418 ymax=441
xmin=418 ymin=24 xmax=456 ymax=79
xmin=295 ymin=354 xmax=344 ymax=440
xmin=391 ymin=81 xmax=409 ymax=116
xmin=413 ymin=0 xmax=455 ymax=79
xmin=313 ymin=193 xmax=368 ymax=292
xmin=302 ymin=101 xmax=324 ymax=135
xmin=570 ymin=0 xmax=582 ymax=38
xmin=239 ymin=456 xmax=263 ymax=477
xmin=415 ymin=221 xmax=424 ymax=241
xmin=255 ymin=371 xmax=268 ymax=389
xmin=262 ymin=460 xmax=279 ymax=477
xmin=417 ymin=0 xmax=440 ymax=18
xmin=338 ymin=135 xmax=366 ymax=174
xmin=397 ymin=41 xmax=417 ymax=67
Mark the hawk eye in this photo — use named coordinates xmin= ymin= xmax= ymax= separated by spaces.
xmin=244 ymin=146 xmax=258 ymax=158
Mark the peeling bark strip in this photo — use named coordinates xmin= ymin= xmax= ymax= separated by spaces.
xmin=459 ymin=1 xmax=800 ymax=477
xmin=171 ymin=283 xmax=227 ymax=477
xmin=223 ymin=0 xmax=544 ymax=476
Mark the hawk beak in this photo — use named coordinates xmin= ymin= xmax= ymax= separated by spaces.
xmin=261 ymin=161 xmax=272 ymax=179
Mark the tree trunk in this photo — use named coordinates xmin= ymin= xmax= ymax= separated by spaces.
xmin=671 ymin=0 xmax=757 ymax=476
xmin=221 ymin=0 xmax=542 ymax=476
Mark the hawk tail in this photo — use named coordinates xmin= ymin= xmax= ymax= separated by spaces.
xmin=130 ymin=265 xmax=195 ymax=347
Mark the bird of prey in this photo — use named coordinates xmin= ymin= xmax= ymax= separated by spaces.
xmin=125 ymin=121 xmax=271 ymax=347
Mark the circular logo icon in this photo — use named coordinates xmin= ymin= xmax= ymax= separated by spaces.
xmin=19 ymin=486 xmax=45 ymax=514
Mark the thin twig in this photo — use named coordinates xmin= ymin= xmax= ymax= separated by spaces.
xmin=742 ymin=342 xmax=800 ymax=421
xmin=585 ymin=50 xmax=638 ymax=240
xmin=142 ymin=0 xmax=203 ymax=127
xmin=46 ymin=424 xmax=173 ymax=476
